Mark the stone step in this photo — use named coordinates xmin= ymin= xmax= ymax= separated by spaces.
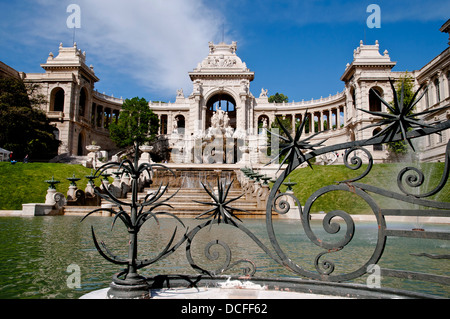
xmin=98 ymin=184 xmax=268 ymax=216
xmin=127 ymin=186 xmax=252 ymax=200
xmin=63 ymin=169 xmax=271 ymax=217
xmin=63 ymin=205 xmax=104 ymax=216
xmin=63 ymin=204 xmax=267 ymax=218
xmin=131 ymin=190 xmax=247 ymax=202
xmin=113 ymin=197 xmax=264 ymax=211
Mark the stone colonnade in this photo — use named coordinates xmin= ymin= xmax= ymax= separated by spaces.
xmin=255 ymin=92 xmax=346 ymax=136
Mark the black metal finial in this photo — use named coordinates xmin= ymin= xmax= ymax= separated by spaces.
xmin=359 ymin=78 xmax=448 ymax=151
xmin=194 ymin=178 xmax=246 ymax=225
xmin=266 ymin=110 xmax=327 ymax=171
xmin=81 ymin=142 xmax=186 ymax=299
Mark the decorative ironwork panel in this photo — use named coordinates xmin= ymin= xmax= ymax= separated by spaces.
xmin=83 ymin=79 xmax=450 ymax=298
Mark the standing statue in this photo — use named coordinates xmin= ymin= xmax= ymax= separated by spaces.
xmin=262 ymin=118 xmax=268 ymax=129
xmin=173 ymin=117 xmax=178 ymax=132
xmin=216 ymin=106 xmax=226 ymax=127
xmin=211 ymin=111 xmax=219 ymax=129
xmin=223 ymin=112 xmax=230 ymax=128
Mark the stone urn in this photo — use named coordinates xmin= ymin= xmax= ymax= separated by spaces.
xmin=86 ymin=144 xmax=101 ymax=153
xmin=139 ymin=145 xmax=153 ymax=163
xmin=238 ymin=145 xmax=250 ymax=164
xmin=86 ymin=144 xmax=101 ymax=168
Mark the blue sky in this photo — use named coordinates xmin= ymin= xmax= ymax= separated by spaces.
xmin=1 ymin=0 xmax=449 ymax=103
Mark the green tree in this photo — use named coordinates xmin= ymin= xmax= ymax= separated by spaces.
xmin=0 ymin=77 xmax=60 ymax=160
xmin=109 ymin=97 xmax=159 ymax=148
xmin=387 ymin=72 xmax=415 ymax=160
xmin=268 ymin=92 xmax=289 ymax=103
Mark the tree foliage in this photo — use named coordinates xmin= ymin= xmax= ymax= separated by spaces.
xmin=387 ymin=72 xmax=415 ymax=158
xmin=268 ymin=92 xmax=289 ymax=103
xmin=109 ymin=97 xmax=159 ymax=148
xmin=0 ymin=77 xmax=60 ymax=160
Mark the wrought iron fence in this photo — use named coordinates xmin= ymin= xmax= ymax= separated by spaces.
xmin=83 ymin=79 xmax=450 ymax=299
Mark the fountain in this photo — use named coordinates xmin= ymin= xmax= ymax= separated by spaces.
xmin=260 ymin=175 xmax=272 ymax=185
xmin=100 ymin=173 xmax=111 ymax=190
xmin=282 ymin=178 xmax=297 ymax=191
xmin=44 ymin=176 xmax=65 ymax=209
xmin=84 ymin=170 xmax=97 ymax=196
xmin=44 ymin=176 xmax=60 ymax=190
xmin=66 ymin=173 xmax=81 ymax=202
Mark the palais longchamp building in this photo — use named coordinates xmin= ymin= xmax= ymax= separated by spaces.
xmin=1 ymin=19 xmax=449 ymax=165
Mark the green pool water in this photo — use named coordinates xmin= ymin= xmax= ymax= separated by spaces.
xmin=0 ymin=216 xmax=448 ymax=298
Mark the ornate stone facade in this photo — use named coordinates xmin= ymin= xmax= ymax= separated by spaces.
xmin=152 ymin=22 xmax=450 ymax=164
xmin=22 ymin=43 xmax=122 ymax=157
xmin=3 ymin=19 xmax=449 ymax=163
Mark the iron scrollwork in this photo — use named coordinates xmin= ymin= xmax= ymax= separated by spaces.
xmin=185 ymin=179 xmax=283 ymax=277
xmin=264 ymin=79 xmax=450 ymax=285
xmin=83 ymin=78 xmax=450 ymax=298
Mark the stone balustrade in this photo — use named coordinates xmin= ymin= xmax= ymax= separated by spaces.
xmin=238 ymin=168 xmax=274 ymax=211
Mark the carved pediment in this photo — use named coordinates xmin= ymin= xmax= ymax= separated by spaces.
xmin=192 ymin=42 xmax=252 ymax=73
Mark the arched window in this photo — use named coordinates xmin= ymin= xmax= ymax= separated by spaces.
xmin=160 ymin=115 xmax=168 ymax=135
xmin=369 ymin=87 xmax=382 ymax=112
xmin=206 ymin=93 xmax=236 ymax=129
xmin=447 ymin=71 xmax=450 ymax=99
xmin=434 ymin=78 xmax=440 ymax=103
xmin=174 ymin=115 xmax=185 ymax=133
xmin=79 ymin=88 xmax=88 ymax=117
xmin=258 ymin=115 xmax=269 ymax=134
xmin=373 ymin=128 xmax=383 ymax=151
xmin=350 ymin=87 xmax=356 ymax=109
xmin=51 ymin=88 xmax=65 ymax=112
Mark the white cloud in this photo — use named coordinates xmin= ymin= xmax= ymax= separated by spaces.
xmin=24 ymin=0 xmax=224 ymax=98
xmin=83 ymin=0 xmax=225 ymax=97
xmin=6 ymin=0 xmax=448 ymax=100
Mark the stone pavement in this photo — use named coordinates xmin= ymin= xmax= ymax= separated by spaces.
xmin=80 ymin=286 xmax=349 ymax=299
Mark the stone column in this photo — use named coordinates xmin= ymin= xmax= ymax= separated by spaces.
xmin=334 ymin=108 xmax=339 ymax=129
xmin=237 ymin=95 xmax=247 ymax=132
xmin=437 ymin=70 xmax=443 ymax=104
xmin=100 ymin=109 xmax=105 ymax=129
xmin=320 ymin=111 xmax=324 ymax=131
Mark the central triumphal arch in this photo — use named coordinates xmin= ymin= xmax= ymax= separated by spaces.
xmin=152 ymin=41 xmax=270 ymax=165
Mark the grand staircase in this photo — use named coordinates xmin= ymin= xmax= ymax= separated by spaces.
xmin=63 ymin=168 xmax=268 ymax=218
